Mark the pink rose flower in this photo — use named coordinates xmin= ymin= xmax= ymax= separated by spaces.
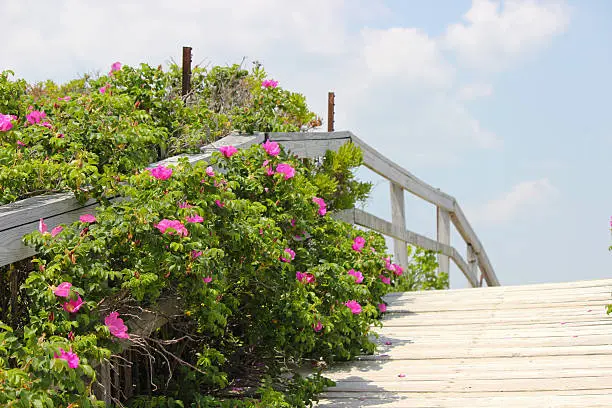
xmin=186 ymin=215 xmax=204 ymax=223
xmin=51 ymin=226 xmax=63 ymax=237
xmin=62 ymin=296 xmax=84 ymax=314
xmin=54 ymin=282 xmax=72 ymax=298
xmin=79 ymin=214 xmax=96 ymax=223
xmin=379 ymin=274 xmax=391 ymax=285
xmin=313 ymin=321 xmax=323 ymax=332
xmin=0 ymin=113 xmax=15 ymax=131
xmin=17 ymin=140 xmax=25 ymax=147
xmin=191 ymin=250 xmax=203 ymax=259
xmin=345 ymin=300 xmax=362 ymax=314
xmin=275 ymin=163 xmax=295 ymax=180
xmin=312 ymin=197 xmax=327 ymax=216
xmin=39 ymin=218 xmax=48 ymax=234
xmin=215 ymin=199 xmax=225 ymax=208
xmin=155 ymin=219 xmax=188 ymax=237
xmin=54 ymin=348 xmax=79 ymax=368
xmin=261 ymin=79 xmax=278 ymax=88
xmin=105 ymin=312 xmax=129 ymax=339
xmin=280 ymin=248 xmax=295 ymax=263
xmin=348 ymin=269 xmax=364 ymax=284
xmin=179 ymin=201 xmax=192 ymax=209
xmin=150 ymin=165 xmax=173 ymax=180
xmin=26 ymin=110 xmax=46 ymax=125
xmin=296 ymin=271 xmax=315 ymax=284
xmin=206 ymin=166 xmax=215 ymax=177
xmin=109 ymin=61 xmax=122 ymax=74
xmin=378 ymin=303 xmax=387 ymax=313
xmin=58 ymin=96 xmax=71 ymax=101
xmin=262 ymin=140 xmax=280 ymax=156
xmin=202 ymin=276 xmax=212 ymax=283
xmin=219 ymin=145 xmax=238 ymax=158
xmin=352 ymin=236 xmax=366 ymax=252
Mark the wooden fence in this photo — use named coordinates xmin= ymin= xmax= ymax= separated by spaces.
xmin=0 ymin=131 xmax=499 ymax=403
xmin=0 ymin=131 xmax=499 ymax=287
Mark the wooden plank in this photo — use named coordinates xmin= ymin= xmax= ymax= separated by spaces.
xmin=357 ymin=343 xmax=612 ymax=360
xmin=383 ymin=300 xmax=611 ymax=313
xmin=351 ymin=209 xmax=478 ymax=286
xmin=323 ymin=354 xmax=612 ymax=374
xmin=0 ymin=199 xmax=101 ymax=267
xmin=317 ymin=392 xmax=612 ymax=408
xmin=390 ymin=182 xmax=408 ymax=271
xmin=324 ymin=376 xmax=612 ymax=393
xmin=436 ymin=207 xmax=451 ymax=278
xmin=467 ymin=243 xmax=479 ymax=286
xmin=267 ymin=131 xmax=352 ymax=158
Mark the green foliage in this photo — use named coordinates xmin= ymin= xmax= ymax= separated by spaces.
xmin=394 ymin=246 xmax=448 ymax=292
xmin=0 ymin=62 xmax=320 ymax=205
xmin=0 ymin=61 xmax=438 ymax=407
xmin=0 ymin=140 xmax=428 ymax=406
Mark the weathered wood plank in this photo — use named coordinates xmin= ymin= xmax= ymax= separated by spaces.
xmin=436 ymin=207 xmax=451 ymax=278
xmin=350 ymin=209 xmax=478 ymax=286
xmin=317 ymin=392 xmax=612 ymax=408
xmin=319 ymin=280 xmax=612 ymax=406
xmin=390 ymin=182 xmax=408 ymax=271
xmin=267 ymin=131 xmax=352 ymax=158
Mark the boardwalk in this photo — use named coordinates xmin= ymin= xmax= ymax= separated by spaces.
xmin=317 ymin=279 xmax=612 ymax=407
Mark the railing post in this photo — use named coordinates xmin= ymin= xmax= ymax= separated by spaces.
xmin=390 ymin=183 xmax=408 ymax=270
xmin=437 ymin=207 xmax=450 ymax=276
xmin=467 ymin=243 xmax=479 ymax=287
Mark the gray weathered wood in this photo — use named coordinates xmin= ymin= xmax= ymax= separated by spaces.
xmin=390 ymin=182 xmax=408 ymax=271
xmin=436 ymin=207 xmax=451 ymax=278
xmin=316 ymin=279 xmax=612 ymax=407
xmin=467 ymin=244 xmax=479 ymax=286
xmin=346 ymin=209 xmax=477 ymax=286
xmin=0 ymin=131 xmax=499 ymax=289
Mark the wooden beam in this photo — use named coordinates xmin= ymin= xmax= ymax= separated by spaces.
xmin=467 ymin=243 xmax=480 ymax=286
xmin=181 ymin=46 xmax=192 ymax=98
xmin=390 ymin=183 xmax=408 ymax=271
xmin=327 ymin=92 xmax=335 ymax=132
xmin=436 ymin=207 xmax=451 ymax=278
xmin=348 ymin=209 xmax=478 ymax=287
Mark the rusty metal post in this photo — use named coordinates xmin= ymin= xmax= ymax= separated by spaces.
xmin=182 ymin=46 xmax=192 ymax=99
xmin=327 ymin=91 xmax=335 ymax=132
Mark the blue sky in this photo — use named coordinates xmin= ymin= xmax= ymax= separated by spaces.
xmin=2 ymin=0 xmax=610 ymax=288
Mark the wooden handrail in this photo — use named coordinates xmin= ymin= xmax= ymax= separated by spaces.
xmin=0 ymin=131 xmax=499 ymax=287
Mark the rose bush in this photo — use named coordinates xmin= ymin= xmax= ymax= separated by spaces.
xmin=0 ymin=139 xmax=433 ymax=407
xmin=0 ymin=62 xmax=319 ymax=205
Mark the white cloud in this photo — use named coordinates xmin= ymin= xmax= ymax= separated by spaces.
xmin=444 ymin=0 xmax=570 ymax=71
xmin=0 ymin=0 xmax=567 ymax=170
xmin=360 ymin=27 xmax=454 ymax=88
xmin=470 ymin=178 xmax=559 ymax=223
xmin=458 ymin=83 xmax=494 ymax=101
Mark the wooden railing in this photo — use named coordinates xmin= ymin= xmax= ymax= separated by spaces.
xmin=0 ymin=130 xmax=498 ymax=403
xmin=0 ymin=131 xmax=498 ymax=287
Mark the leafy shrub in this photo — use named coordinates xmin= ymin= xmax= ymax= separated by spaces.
xmin=0 ymin=62 xmax=319 ymax=205
xmin=395 ymin=246 xmax=447 ymax=292
xmin=0 ymin=140 xmax=417 ymax=407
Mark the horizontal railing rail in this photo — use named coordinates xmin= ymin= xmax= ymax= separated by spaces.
xmin=0 ymin=131 xmax=499 ymax=288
